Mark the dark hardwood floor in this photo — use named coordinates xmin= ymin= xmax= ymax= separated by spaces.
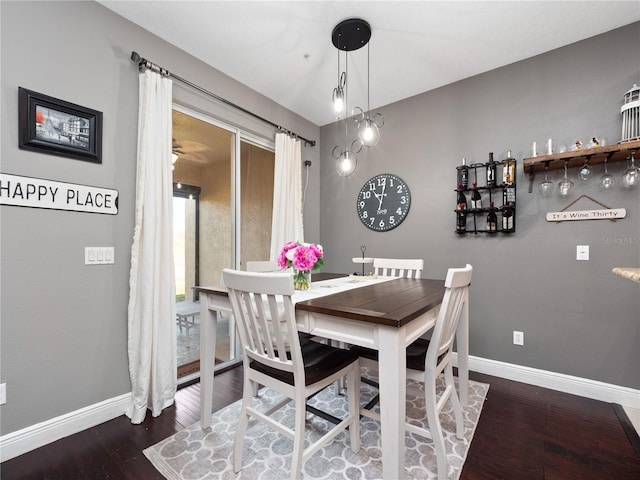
xmin=2 ymin=367 xmax=638 ymax=479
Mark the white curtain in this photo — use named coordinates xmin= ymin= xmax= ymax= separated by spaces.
xmin=126 ymin=70 xmax=176 ymax=424
xmin=270 ymin=133 xmax=304 ymax=260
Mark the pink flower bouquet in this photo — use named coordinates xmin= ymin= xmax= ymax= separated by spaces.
xmin=277 ymin=241 xmax=324 ymax=290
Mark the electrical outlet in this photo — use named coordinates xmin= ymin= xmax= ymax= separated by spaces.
xmin=0 ymin=383 xmax=6 ymax=405
xmin=513 ymin=331 xmax=524 ymax=346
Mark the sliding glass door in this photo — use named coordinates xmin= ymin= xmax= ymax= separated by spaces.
xmin=239 ymin=139 xmax=275 ymax=267
xmin=172 ymin=106 xmax=274 ymax=382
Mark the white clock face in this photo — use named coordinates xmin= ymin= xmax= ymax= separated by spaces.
xmin=356 ymin=174 xmax=411 ymax=232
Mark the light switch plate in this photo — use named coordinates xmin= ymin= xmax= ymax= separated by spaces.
xmin=85 ymin=247 xmax=115 ymax=265
xmin=576 ymin=245 xmax=589 ymax=261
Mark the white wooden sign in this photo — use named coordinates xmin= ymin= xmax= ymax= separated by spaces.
xmin=546 ymin=208 xmax=626 ymax=222
xmin=0 ymin=173 xmax=118 ymax=215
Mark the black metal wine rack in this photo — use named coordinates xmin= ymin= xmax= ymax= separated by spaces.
xmin=455 ymin=159 xmax=517 ymax=235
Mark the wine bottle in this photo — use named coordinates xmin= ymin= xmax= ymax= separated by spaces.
xmin=457 ymin=184 xmax=467 ymax=210
xmin=456 ymin=210 xmax=467 ymax=234
xmin=486 ymin=152 xmax=497 ymax=188
xmin=486 ymin=201 xmax=497 ymax=232
xmin=502 ymin=204 xmax=514 ymax=232
xmin=457 ymin=157 xmax=469 ymax=189
xmin=470 ymin=182 xmax=482 ymax=209
xmin=502 ymin=150 xmax=516 ymax=186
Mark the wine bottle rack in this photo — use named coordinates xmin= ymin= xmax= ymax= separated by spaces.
xmin=455 ymin=158 xmax=517 ymax=235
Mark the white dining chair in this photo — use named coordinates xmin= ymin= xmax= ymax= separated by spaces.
xmin=373 ymin=257 xmax=424 ymax=278
xmin=245 ymin=259 xmax=324 ymax=396
xmin=352 ymin=264 xmax=472 ymax=480
xmin=222 ymin=268 xmax=361 ymax=480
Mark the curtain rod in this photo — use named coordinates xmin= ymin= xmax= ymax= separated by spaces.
xmin=130 ymin=51 xmax=316 ymax=147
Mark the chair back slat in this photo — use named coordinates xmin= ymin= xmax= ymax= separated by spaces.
xmin=373 ymin=258 xmax=424 ymax=278
xmin=428 ymin=264 xmax=472 ymax=364
xmin=224 ymin=269 xmax=301 ymax=374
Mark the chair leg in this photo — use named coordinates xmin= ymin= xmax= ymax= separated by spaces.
xmin=233 ymin=375 xmax=253 ymax=473
xmin=445 ymin=364 xmax=465 ymax=439
xmin=425 ymin=372 xmax=448 ymax=480
xmin=333 ymin=341 xmax=347 ymax=395
xmin=347 ymin=366 xmax=361 ymax=452
xmin=290 ymin=391 xmax=307 ymax=480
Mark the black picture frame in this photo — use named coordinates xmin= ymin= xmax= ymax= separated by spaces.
xmin=19 ymin=87 xmax=102 ymax=163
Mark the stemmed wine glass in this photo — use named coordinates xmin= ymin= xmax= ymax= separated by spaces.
xmin=578 ymin=158 xmax=593 ymax=181
xmin=621 ymin=152 xmax=639 ymax=188
xmin=558 ymin=160 xmax=573 ymax=196
xmin=538 ymin=162 xmax=553 ymax=196
xmin=600 ymin=157 xmax=615 ymax=189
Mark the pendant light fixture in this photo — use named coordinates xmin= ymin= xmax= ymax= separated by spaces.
xmin=332 ymin=51 xmax=358 ymax=176
xmin=331 ymin=18 xmax=382 ymax=175
xmin=354 ymin=42 xmax=384 ymax=147
xmin=332 ymin=52 xmax=346 ymax=117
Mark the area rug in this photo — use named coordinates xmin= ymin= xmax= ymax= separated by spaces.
xmin=144 ymin=374 xmax=489 ymax=480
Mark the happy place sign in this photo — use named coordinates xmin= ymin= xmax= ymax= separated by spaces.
xmin=0 ymin=173 xmax=118 ymax=215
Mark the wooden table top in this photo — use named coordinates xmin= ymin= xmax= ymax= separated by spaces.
xmin=295 ymin=277 xmax=445 ymax=328
xmin=196 ymin=274 xmax=446 ymax=328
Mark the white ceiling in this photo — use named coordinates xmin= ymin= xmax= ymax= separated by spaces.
xmin=99 ymin=1 xmax=640 ymax=127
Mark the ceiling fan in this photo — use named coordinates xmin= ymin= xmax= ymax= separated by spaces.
xmin=171 ymin=138 xmax=214 ymax=166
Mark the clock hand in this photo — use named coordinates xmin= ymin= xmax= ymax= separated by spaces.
xmin=377 ymin=180 xmax=387 ymax=210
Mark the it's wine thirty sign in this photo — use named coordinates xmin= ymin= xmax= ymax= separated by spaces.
xmin=546 ymin=208 xmax=626 ymax=222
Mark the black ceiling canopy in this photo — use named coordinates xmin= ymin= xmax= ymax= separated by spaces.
xmin=331 ymin=18 xmax=371 ymax=51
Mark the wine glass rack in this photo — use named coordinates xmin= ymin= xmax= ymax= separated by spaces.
xmin=522 ymin=140 xmax=640 ymax=193
xmin=455 ymin=158 xmax=517 ymax=235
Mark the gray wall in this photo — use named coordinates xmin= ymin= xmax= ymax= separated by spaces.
xmin=320 ymin=23 xmax=640 ymax=389
xmin=0 ymin=0 xmax=319 ymax=435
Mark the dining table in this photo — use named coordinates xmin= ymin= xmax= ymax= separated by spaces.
xmin=196 ymin=272 xmax=470 ymax=480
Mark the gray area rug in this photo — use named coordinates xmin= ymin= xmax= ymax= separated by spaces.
xmin=144 ymin=374 xmax=489 ymax=479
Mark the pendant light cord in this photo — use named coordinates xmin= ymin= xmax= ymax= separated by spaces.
xmin=366 ymin=43 xmax=371 ymax=114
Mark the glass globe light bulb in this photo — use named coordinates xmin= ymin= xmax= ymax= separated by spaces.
xmin=358 ymin=117 xmax=379 ymax=147
xmin=333 ymin=87 xmax=344 ymax=115
xmin=336 ymin=150 xmax=356 ymax=177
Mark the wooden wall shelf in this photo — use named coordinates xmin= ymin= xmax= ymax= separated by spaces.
xmin=522 ymin=139 xmax=640 ymax=174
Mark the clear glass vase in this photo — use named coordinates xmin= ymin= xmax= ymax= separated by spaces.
xmin=293 ymin=269 xmax=311 ymax=290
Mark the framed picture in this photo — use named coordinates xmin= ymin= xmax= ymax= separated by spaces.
xmin=19 ymin=87 xmax=102 ymax=163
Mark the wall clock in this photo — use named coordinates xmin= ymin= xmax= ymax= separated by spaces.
xmin=356 ymin=174 xmax=411 ymax=231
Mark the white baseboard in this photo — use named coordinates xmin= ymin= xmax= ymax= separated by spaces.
xmin=455 ymin=353 xmax=640 ymax=409
xmin=0 ymin=392 xmax=131 ymax=463
xmin=3 ymin=356 xmax=640 ymax=464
